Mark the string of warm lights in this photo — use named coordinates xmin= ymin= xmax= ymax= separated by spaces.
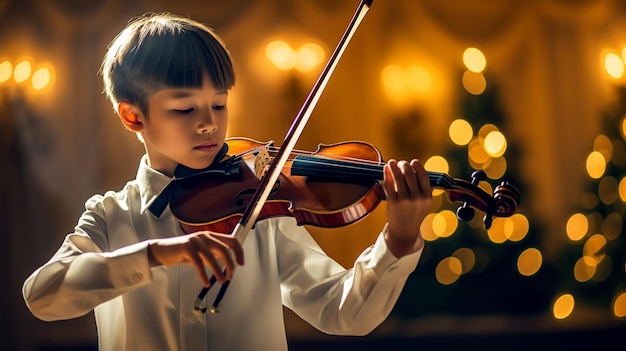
xmin=265 ymin=40 xmax=325 ymax=73
xmin=0 ymin=59 xmax=53 ymax=91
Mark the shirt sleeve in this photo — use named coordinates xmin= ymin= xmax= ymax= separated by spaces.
xmin=276 ymin=219 xmax=422 ymax=336
xmin=22 ymin=195 xmax=153 ymax=322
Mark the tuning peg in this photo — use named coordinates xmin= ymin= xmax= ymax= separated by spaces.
xmin=483 ymin=214 xmax=493 ymax=230
xmin=455 ymin=170 xmax=487 ymax=222
xmin=471 ymin=170 xmax=486 ymax=184
xmin=456 ymin=203 xmax=475 ymax=222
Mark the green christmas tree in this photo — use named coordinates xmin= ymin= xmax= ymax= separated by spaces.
xmin=392 ymin=69 xmax=558 ymax=320
xmin=557 ymin=85 xmax=626 ymax=320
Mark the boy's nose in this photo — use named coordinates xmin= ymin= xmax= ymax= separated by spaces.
xmin=197 ymin=113 xmax=217 ymax=134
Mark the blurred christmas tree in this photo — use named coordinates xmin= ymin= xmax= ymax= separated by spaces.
xmin=392 ymin=58 xmax=559 ymax=320
xmin=557 ymin=85 xmax=626 ymax=320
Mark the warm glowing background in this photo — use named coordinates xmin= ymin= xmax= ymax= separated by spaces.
xmin=1 ymin=0 xmax=625 ymax=350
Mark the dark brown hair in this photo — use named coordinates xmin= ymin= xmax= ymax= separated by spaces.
xmin=100 ymin=13 xmax=235 ymax=115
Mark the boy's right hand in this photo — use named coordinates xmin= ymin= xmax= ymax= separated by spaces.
xmin=147 ymin=232 xmax=244 ymax=287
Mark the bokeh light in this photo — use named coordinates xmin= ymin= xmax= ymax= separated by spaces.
xmin=598 ymin=176 xmax=618 ymax=205
xmin=468 ymin=138 xmax=490 ymax=164
xmin=483 ymin=130 xmax=507 ymax=157
xmin=585 ymin=151 xmax=606 ymax=179
xmin=420 ymin=213 xmax=438 ymax=241
xmin=13 ymin=60 xmax=31 ymax=83
xmin=436 ymin=257 xmax=463 ymax=285
xmin=381 ymin=64 xmax=409 ymax=101
xmin=583 ymin=234 xmax=607 ymax=261
xmin=553 ymin=293 xmax=575 ymax=319
xmin=620 ymin=176 xmax=626 ymax=202
xmin=449 ymin=118 xmax=473 ymax=146
xmin=294 ymin=43 xmax=324 ymax=72
xmin=381 ymin=64 xmax=432 ymax=102
xmin=507 ymin=214 xmax=529 ymax=241
xmin=463 ymin=47 xmax=487 ymax=73
xmin=486 ymin=217 xmax=509 ymax=244
xmin=431 ymin=210 xmax=458 ymax=238
xmin=452 ymin=247 xmax=476 ymax=274
xmin=517 ymin=248 xmax=542 ymax=276
xmin=405 ymin=65 xmax=431 ymax=93
xmin=566 ymin=213 xmax=588 ymax=241
xmin=614 ymin=292 xmax=626 ymax=318
xmin=32 ymin=67 xmax=51 ymax=90
xmin=0 ymin=60 xmax=12 ymax=83
xmin=265 ymin=40 xmax=325 ymax=73
xmin=266 ymin=40 xmax=296 ymax=71
xmin=483 ymin=156 xmax=507 ymax=179
xmin=605 ymin=52 xmax=624 ymax=79
xmin=602 ymin=212 xmax=622 ymax=241
xmin=462 ymin=70 xmax=486 ymax=95
xmin=574 ymin=256 xmax=596 ymax=282
xmin=593 ymin=134 xmax=613 ymax=161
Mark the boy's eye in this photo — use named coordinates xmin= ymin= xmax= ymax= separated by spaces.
xmin=173 ymin=108 xmax=195 ymax=114
xmin=213 ymin=105 xmax=226 ymax=111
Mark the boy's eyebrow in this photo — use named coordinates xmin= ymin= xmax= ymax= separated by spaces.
xmin=161 ymin=89 xmax=229 ymax=98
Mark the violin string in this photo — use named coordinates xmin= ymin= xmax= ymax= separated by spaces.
xmin=246 ymin=145 xmax=452 ymax=185
xmin=264 ymin=146 xmax=386 ymax=167
xmin=263 ymin=148 xmax=384 ymax=177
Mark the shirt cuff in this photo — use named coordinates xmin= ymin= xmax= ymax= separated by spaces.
xmin=366 ymin=225 xmax=423 ymax=280
xmin=104 ymin=240 xmax=152 ymax=289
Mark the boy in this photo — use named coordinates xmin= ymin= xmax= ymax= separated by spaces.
xmin=23 ymin=13 xmax=432 ymax=351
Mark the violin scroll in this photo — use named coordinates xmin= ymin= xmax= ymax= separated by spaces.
xmin=452 ymin=170 xmax=520 ymax=230
xmin=491 ymin=180 xmax=521 ymax=218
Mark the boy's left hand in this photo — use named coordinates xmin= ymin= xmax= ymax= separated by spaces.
xmin=382 ymin=159 xmax=433 ymax=258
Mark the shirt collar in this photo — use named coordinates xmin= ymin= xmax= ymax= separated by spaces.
xmin=136 ymin=155 xmax=173 ymax=215
xmin=142 ymin=143 xmax=231 ymax=218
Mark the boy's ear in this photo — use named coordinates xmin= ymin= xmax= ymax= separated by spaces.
xmin=117 ymin=102 xmax=144 ymax=132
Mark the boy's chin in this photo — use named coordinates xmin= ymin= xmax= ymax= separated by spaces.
xmin=180 ymin=157 xmax=218 ymax=171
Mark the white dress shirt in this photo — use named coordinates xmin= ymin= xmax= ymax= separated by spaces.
xmin=23 ymin=155 xmax=422 ymax=351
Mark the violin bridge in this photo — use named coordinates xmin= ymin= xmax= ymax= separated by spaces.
xmin=253 ymin=147 xmax=271 ymax=179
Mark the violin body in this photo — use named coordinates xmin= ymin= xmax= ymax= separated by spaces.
xmin=169 ymin=137 xmax=520 ymax=234
xmin=170 ymin=138 xmax=387 ymax=234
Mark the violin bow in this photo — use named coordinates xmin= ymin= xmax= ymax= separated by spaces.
xmin=194 ymin=0 xmax=375 ymax=313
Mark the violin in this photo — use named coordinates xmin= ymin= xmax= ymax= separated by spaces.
xmin=169 ymin=137 xmax=520 ymax=233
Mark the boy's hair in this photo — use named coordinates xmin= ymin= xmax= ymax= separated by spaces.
xmin=100 ymin=13 xmax=235 ymax=115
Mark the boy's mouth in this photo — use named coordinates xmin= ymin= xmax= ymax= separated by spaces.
xmin=194 ymin=142 xmax=217 ymax=151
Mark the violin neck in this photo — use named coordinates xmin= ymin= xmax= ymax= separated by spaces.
xmin=291 ymin=155 xmax=455 ymax=189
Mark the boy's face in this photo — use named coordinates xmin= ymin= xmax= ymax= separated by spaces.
xmin=138 ymin=76 xmax=229 ymax=176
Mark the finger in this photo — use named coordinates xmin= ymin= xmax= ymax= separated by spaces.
xmin=411 ymin=159 xmax=432 ymax=195
xmin=191 ymin=235 xmax=229 ymax=283
xmin=205 ymin=236 xmax=239 ymax=282
xmin=212 ymin=233 xmax=245 ymax=266
xmin=186 ymin=237 xmax=213 ymax=286
xmin=202 ymin=248 xmax=228 ymax=283
xmin=401 ymin=160 xmax=421 ymax=195
xmin=393 ymin=161 xmax=410 ymax=195
xmin=190 ymin=253 xmax=213 ymax=287
xmin=388 ymin=160 xmax=414 ymax=198
xmin=383 ymin=159 xmax=399 ymax=201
